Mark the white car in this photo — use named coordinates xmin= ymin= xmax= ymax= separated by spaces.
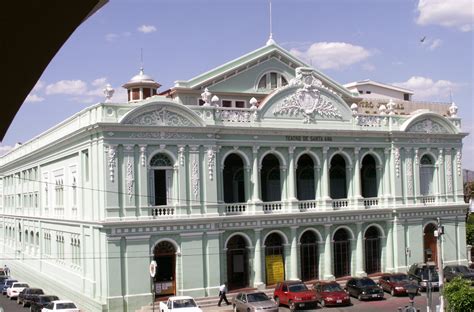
xmin=41 ymin=300 xmax=80 ymax=311
xmin=159 ymin=296 xmax=202 ymax=312
xmin=6 ymin=282 xmax=29 ymax=299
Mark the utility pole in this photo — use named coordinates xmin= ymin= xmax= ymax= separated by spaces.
xmin=435 ymin=217 xmax=444 ymax=311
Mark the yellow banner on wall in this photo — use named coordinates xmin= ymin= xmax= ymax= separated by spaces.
xmin=265 ymin=254 xmax=284 ymax=285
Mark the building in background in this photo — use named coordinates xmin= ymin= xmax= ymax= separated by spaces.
xmin=0 ymin=39 xmax=468 ymax=311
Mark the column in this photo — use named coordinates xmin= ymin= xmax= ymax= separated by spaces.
xmin=123 ymin=145 xmax=136 ymax=218
xmin=280 ymin=167 xmax=287 ymax=202
xmin=188 ymin=145 xmax=201 ymax=215
xmin=137 ymin=145 xmax=149 ymax=216
xmin=321 ymin=147 xmax=330 ymax=200
xmin=413 ymin=148 xmax=420 ymax=201
xmin=383 ymin=148 xmax=391 ymax=198
xmin=437 ymin=149 xmax=445 ymax=203
xmin=315 ymin=167 xmax=322 ymax=201
xmin=244 ymin=166 xmax=251 ymax=202
xmin=253 ymin=229 xmax=263 ymax=288
xmin=252 ymin=146 xmax=261 ymax=203
xmin=287 ymin=147 xmax=297 ymax=202
xmin=323 ymin=224 xmax=334 ymax=280
xmin=289 ymin=226 xmax=299 ymax=280
xmin=354 ymin=148 xmax=362 ymax=198
xmin=385 ymin=220 xmax=394 ymax=272
xmin=355 ymin=222 xmax=366 ymax=276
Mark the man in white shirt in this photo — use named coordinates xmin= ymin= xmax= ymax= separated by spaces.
xmin=217 ymin=282 xmax=230 ymax=306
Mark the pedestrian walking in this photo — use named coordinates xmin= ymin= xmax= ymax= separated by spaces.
xmin=3 ymin=265 xmax=10 ymax=276
xmin=217 ymin=282 xmax=230 ymax=306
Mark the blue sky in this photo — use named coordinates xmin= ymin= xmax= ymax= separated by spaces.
xmin=1 ymin=0 xmax=473 ymax=169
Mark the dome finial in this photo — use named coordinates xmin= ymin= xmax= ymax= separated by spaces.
xmin=266 ymin=1 xmax=276 ymax=46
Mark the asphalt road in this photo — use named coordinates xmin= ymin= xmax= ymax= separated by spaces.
xmin=0 ymin=291 xmax=28 ymax=312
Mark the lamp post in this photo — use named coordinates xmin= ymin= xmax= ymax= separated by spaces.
xmin=435 ymin=217 xmax=444 ymax=312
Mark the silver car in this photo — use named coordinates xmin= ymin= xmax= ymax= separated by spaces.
xmin=233 ymin=291 xmax=278 ymax=312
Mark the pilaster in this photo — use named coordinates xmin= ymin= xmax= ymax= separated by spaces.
xmin=355 ymin=222 xmax=366 ymax=276
xmin=253 ymin=229 xmax=264 ymax=288
xmin=289 ymin=226 xmax=299 ymax=280
xmin=323 ymin=224 xmax=334 ymax=280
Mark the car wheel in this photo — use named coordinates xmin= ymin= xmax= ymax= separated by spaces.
xmin=17 ymin=297 xmax=20 ymax=304
xmin=390 ymin=288 xmax=395 ymax=296
xmin=274 ymin=297 xmax=280 ymax=306
xmin=289 ymin=300 xmax=295 ymax=312
xmin=320 ymin=300 xmax=325 ymax=308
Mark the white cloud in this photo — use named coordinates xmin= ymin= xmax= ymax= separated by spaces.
xmin=92 ymin=77 xmax=108 ymax=87
xmin=45 ymin=80 xmax=88 ymax=95
xmin=393 ymin=76 xmax=457 ymax=100
xmin=362 ymin=63 xmax=376 ymax=71
xmin=105 ymin=33 xmax=119 ymax=42
xmin=32 ymin=80 xmax=45 ymax=92
xmin=422 ymin=38 xmax=443 ymax=50
xmin=24 ymin=94 xmax=45 ymax=103
xmin=416 ymin=0 xmax=473 ymax=32
xmin=0 ymin=145 xmax=13 ymax=156
xmin=138 ymin=25 xmax=157 ymax=33
xmin=290 ymin=42 xmax=372 ymax=70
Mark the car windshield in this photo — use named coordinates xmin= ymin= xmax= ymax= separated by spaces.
xmin=41 ymin=296 xmax=59 ymax=303
xmin=358 ymin=279 xmax=376 ymax=287
xmin=32 ymin=289 xmax=44 ymax=294
xmin=247 ymin=292 xmax=269 ymax=302
xmin=57 ymin=303 xmax=77 ymax=309
xmin=173 ymin=299 xmax=197 ymax=308
xmin=390 ymin=275 xmax=409 ymax=282
xmin=15 ymin=283 xmax=28 ymax=288
xmin=420 ymin=269 xmax=438 ymax=279
xmin=288 ymin=284 xmax=308 ymax=292
xmin=322 ymin=284 xmax=343 ymax=292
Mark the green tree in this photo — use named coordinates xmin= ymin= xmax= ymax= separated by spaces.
xmin=467 ymin=214 xmax=474 ymax=246
xmin=444 ymin=276 xmax=474 ymax=312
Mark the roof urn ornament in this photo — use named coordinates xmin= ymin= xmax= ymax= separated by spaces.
xmin=387 ymin=99 xmax=395 ymax=115
xmin=449 ymin=102 xmax=458 ymax=117
xmin=250 ymin=97 xmax=258 ymax=109
xmin=103 ymin=84 xmax=115 ymax=103
xmin=378 ymin=104 xmax=387 ymax=115
xmin=350 ymin=103 xmax=358 ymax=116
xmin=211 ymin=95 xmax=220 ymax=107
xmin=201 ymin=88 xmax=212 ymax=106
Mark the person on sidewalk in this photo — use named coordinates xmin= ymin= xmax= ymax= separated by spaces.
xmin=3 ymin=265 xmax=10 ymax=276
xmin=217 ymin=282 xmax=230 ymax=306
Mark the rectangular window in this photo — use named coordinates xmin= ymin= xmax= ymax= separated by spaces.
xmin=235 ymin=101 xmax=245 ymax=108
xmin=222 ymin=100 xmax=232 ymax=108
xmin=258 ymin=75 xmax=267 ymax=89
xmin=198 ymin=99 xmax=205 ymax=106
xmin=143 ymin=88 xmax=151 ymax=99
xmin=270 ymin=72 xmax=278 ymax=89
xmin=131 ymin=88 xmax=140 ymax=100
xmin=404 ymin=93 xmax=410 ymax=101
xmin=82 ymin=150 xmax=89 ymax=182
xmin=366 ymin=91 xmax=371 ymax=94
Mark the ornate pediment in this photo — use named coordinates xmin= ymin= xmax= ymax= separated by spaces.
xmin=124 ymin=107 xmax=197 ymax=127
xmin=273 ymin=68 xmax=342 ymax=123
xmin=407 ymin=119 xmax=449 ymax=134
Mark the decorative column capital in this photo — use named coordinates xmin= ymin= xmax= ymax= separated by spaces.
xmin=189 ymin=145 xmax=200 ymax=152
xmin=252 ymin=146 xmax=260 ymax=154
xmin=124 ymin=144 xmax=134 ymax=152
xmin=323 ymin=146 xmax=330 ymax=154
xmin=354 ymin=147 xmax=361 ymax=154
xmin=288 ymin=146 xmax=296 ymax=154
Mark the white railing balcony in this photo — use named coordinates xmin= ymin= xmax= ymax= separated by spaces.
xmin=332 ymin=199 xmax=348 ymax=210
xmin=363 ymin=197 xmax=379 ymax=208
xmin=421 ymin=195 xmax=436 ymax=205
xmin=262 ymin=201 xmax=283 ymax=213
xmin=298 ymin=200 xmax=318 ymax=212
xmin=224 ymin=203 xmax=248 ymax=215
xmin=151 ymin=205 xmax=175 ymax=217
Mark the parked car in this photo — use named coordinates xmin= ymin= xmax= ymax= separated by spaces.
xmin=41 ymin=299 xmax=80 ymax=311
xmin=273 ymin=280 xmax=318 ymax=311
xmin=344 ymin=277 xmax=384 ymax=301
xmin=232 ymin=291 xmax=278 ymax=312
xmin=7 ymin=282 xmax=29 ymax=299
xmin=378 ymin=273 xmax=416 ymax=296
xmin=17 ymin=287 xmax=44 ymax=307
xmin=443 ymin=265 xmax=474 ymax=283
xmin=158 ymin=296 xmax=203 ymax=312
xmin=1 ymin=278 xmax=18 ymax=295
xmin=313 ymin=281 xmax=351 ymax=307
xmin=407 ymin=263 xmax=439 ymax=291
xmin=30 ymin=295 xmax=60 ymax=312
xmin=0 ymin=276 xmax=10 ymax=284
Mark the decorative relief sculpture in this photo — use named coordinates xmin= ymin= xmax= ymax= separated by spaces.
xmin=449 ymin=102 xmax=458 ymax=117
xmin=126 ymin=157 xmax=134 ymax=200
xmin=207 ymin=147 xmax=216 ymax=180
xmin=357 ymin=115 xmax=384 ymax=127
xmin=406 ymin=157 xmax=413 ymax=196
xmin=191 ymin=159 xmax=199 ymax=198
xmin=456 ymin=150 xmax=462 ymax=176
xmin=414 ymin=149 xmax=419 ymax=166
xmin=201 ymin=88 xmax=212 ymax=106
xmin=407 ymin=119 xmax=449 ymax=134
xmin=127 ymin=108 xmax=195 ymax=127
xmin=446 ymin=153 xmax=453 ymax=192
xmin=273 ymin=68 xmax=342 ymax=123
xmin=393 ymin=147 xmax=400 ymax=178
xmin=129 ymin=132 xmax=194 ymax=139
xmin=217 ymin=109 xmax=252 ymax=123
xmin=437 ymin=150 xmax=444 ymax=166
xmin=140 ymin=146 xmax=146 ymax=167
xmin=178 ymin=146 xmax=185 ymax=166
xmin=107 ymin=146 xmax=117 ymax=182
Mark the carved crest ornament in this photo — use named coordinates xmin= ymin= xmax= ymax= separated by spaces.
xmin=407 ymin=119 xmax=449 ymax=134
xmin=126 ymin=107 xmax=195 ymax=127
xmin=273 ymin=68 xmax=342 ymax=123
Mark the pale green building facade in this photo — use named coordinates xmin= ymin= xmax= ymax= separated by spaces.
xmin=0 ymin=42 xmax=469 ymax=311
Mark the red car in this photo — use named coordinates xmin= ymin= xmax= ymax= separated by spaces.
xmin=273 ymin=280 xmax=318 ymax=311
xmin=378 ymin=273 xmax=416 ymax=296
xmin=313 ymin=281 xmax=351 ymax=307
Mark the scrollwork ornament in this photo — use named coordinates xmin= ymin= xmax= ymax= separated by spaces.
xmin=437 ymin=150 xmax=443 ymax=166
xmin=107 ymin=146 xmax=117 ymax=182
xmin=406 ymin=157 xmax=413 ymax=196
xmin=414 ymin=149 xmax=419 ymax=166
xmin=140 ymin=146 xmax=146 ymax=167
xmin=393 ymin=147 xmax=400 ymax=178
xmin=192 ymin=159 xmax=199 ymax=198
xmin=446 ymin=155 xmax=453 ymax=192
xmin=456 ymin=150 xmax=462 ymax=176
xmin=178 ymin=146 xmax=185 ymax=166
xmin=207 ymin=147 xmax=216 ymax=180
xmin=126 ymin=157 xmax=134 ymax=200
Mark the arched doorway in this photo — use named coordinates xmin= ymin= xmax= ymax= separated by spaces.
xmin=364 ymin=226 xmax=381 ymax=274
xmin=223 ymin=154 xmax=246 ymax=203
xmin=297 ymin=155 xmax=315 ymax=200
xmin=150 ymin=153 xmax=173 ymax=206
xmin=261 ymin=155 xmax=281 ymax=202
xmin=330 ymin=155 xmax=347 ymax=199
xmin=420 ymin=155 xmax=435 ymax=196
xmin=333 ymin=228 xmax=351 ymax=278
xmin=300 ymin=231 xmax=319 ymax=281
xmin=361 ymin=155 xmax=377 ymax=198
xmin=226 ymin=235 xmax=249 ymax=290
xmin=423 ymin=223 xmax=437 ymax=264
xmin=264 ymin=233 xmax=285 ymax=285
xmin=153 ymin=241 xmax=176 ymax=298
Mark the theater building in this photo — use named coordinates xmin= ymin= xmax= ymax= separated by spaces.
xmin=0 ymin=40 xmax=469 ymax=311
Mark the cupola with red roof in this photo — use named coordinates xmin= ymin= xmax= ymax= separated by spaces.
xmin=122 ymin=67 xmax=161 ymax=102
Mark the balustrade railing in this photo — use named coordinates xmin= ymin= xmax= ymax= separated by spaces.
xmin=262 ymin=201 xmax=283 ymax=213
xmin=151 ymin=206 xmax=175 ymax=217
xmin=332 ymin=199 xmax=348 ymax=210
xmin=363 ymin=198 xmax=379 ymax=208
xmin=225 ymin=203 xmax=247 ymax=215
xmin=421 ymin=196 xmax=436 ymax=204
xmin=298 ymin=200 xmax=318 ymax=211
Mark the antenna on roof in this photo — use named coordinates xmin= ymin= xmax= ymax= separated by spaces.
xmin=266 ymin=0 xmax=276 ymax=46
xmin=449 ymin=89 xmax=453 ymax=102
xmin=140 ymin=48 xmax=144 ymax=70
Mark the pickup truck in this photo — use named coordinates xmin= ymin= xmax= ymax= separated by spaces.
xmin=159 ymin=296 xmax=202 ymax=312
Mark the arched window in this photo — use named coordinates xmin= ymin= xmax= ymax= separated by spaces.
xmin=361 ymin=155 xmax=377 ymax=198
xmin=261 ymin=155 xmax=281 ymax=202
xmin=420 ymin=155 xmax=435 ymax=195
xmin=297 ymin=154 xmax=315 ymax=200
xmin=150 ymin=153 xmax=174 ymax=206
xmin=330 ymin=155 xmax=347 ymax=199
xmin=223 ymin=154 xmax=246 ymax=203
xmin=257 ymin=72 xmax=288 ymax=91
